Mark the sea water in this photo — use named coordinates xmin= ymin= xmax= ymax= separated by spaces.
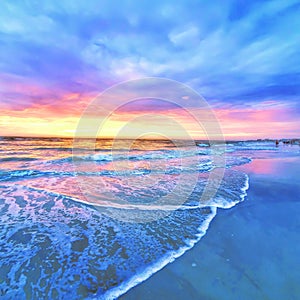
xmin=0 ymin=138 xmax=298 ymax=299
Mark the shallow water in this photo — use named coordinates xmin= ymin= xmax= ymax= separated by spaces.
xmin=121 ymin=155 xmax=300 ymax=300
xmin=0 ymin=138 xmax=298 ymax=299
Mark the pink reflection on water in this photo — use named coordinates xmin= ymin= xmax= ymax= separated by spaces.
xmin=242 ymin=159 xmax=276 ymax=175
xmin=237 ymin=156 xmax=300 ymax=176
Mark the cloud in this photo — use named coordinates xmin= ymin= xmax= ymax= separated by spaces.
xmin=0 ymin=0 xmax=300 ymax=137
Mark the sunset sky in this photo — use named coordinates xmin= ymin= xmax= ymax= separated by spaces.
xmin=0 ymin=0 xmax=300 ymax=139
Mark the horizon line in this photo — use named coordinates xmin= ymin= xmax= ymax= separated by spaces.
xmin=1 ymin=135 xmax=299 ymax=142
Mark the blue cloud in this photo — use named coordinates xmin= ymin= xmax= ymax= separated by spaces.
xmin=0 ymin=0 xmax=300 ymax=110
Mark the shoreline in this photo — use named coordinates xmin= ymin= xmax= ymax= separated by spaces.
xmin=121 ymin=155 xmax=300 ymax=299
xmin=104 ymin=164 xmax=250 ymax=299
xmin=102 ymin=207 xmax=217 ymax=300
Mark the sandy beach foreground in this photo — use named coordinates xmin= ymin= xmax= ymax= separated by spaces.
xmin=121 ymin=156 xmax=300 ymax=300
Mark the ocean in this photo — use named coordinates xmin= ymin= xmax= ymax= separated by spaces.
xmin=0 ymin=138 xmax=299 ymax=299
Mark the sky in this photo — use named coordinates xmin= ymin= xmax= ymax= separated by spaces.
xmin=0 ymin=0 xmax=300 ymax=139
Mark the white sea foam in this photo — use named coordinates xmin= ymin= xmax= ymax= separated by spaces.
xmin=0 ymin=138 xmax=254 ymax=299
xmin=100 ymin=173 xmax=250 ymax=299
xmin=100 ymin=207 xmax=218 ymax=300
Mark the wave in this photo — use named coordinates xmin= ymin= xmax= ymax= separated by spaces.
xmin=101 ymin=172 xmax=250 ymax=299
xmin=32 ymin=147 xmax=73 ymax=151
xmin=230 ymin=141 xmax=279 ymax=151
xmin=0 ymin=139 xmax=254 ymax=299
xmin=0 ymin=169 xmax=74 ymax=182
xmin=0 ymin=166 xmax=249 ymax=299
xmin=0 ymin=156 xmax=38 ymax=162
xmin=197 ymin=143 xmax=210 ymax=147
xmin=77 ymin=148 xmax=211 ymax=163
xmin=101 ymin=206 xmax=217 ymax=300
xmin=0 ymin=184 xmax=216 ymax=298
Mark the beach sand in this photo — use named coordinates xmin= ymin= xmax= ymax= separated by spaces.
xmin=121 ymin=156 xmax=300 ymax=300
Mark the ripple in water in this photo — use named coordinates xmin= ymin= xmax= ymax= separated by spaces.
xmin=0 ymin=139 xmax=250 ymax=299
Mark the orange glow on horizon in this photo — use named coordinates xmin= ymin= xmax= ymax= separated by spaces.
xmin=1 ymin=101 xmax=299 ymax=140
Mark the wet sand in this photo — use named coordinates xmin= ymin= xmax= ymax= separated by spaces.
xmin=121 ymin=156 xmax=300 ymax=300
